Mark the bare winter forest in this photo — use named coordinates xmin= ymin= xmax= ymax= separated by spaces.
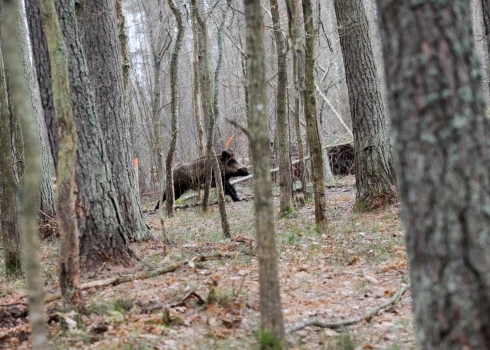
xmin=2 ymin=0 xmax=490 ymax=349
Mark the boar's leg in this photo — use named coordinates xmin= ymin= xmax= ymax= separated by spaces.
xmin=224 ymin=180 xmax=241 ymax=201
xmin=154 ymin=191 xmax=167 ymax=210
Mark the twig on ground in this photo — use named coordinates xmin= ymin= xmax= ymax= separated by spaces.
xmin=285 ymin=283 xmax=410 ymax=335
xmin=3 ymin=254 xmax=224 ymax=306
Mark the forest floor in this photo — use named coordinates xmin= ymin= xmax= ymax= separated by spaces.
xmin=0 ymin=176 xmax=415 ymax=349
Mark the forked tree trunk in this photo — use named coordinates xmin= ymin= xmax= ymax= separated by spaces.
xmin=41 ymin=0 xmax=81 ymax=310
xmin=270 ymin=0 xmax=293 ymax=214
xmin=3 ymin=0 xmax=48 ymax=346
xmin=302 ymin=0 xmax=328 ymax=231
xmin=0 ymin=33 xmax=21 ymax=276
xmin=334 ymin=0 xmax=396 ymax=211
xmin=378 ymin=0 xmax=490 ymax=347
xmin=165 ymin=0 xmax=184 ymax=217
xmin=79 ymin=0 xmax=149 ymax=241
xmin=243 ymin=0 xmax=285 ymax=342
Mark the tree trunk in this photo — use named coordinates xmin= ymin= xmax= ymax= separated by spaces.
xmin=472 ymin=0 xmax=490 ymax=107
xmin=270 ymin=0 xmax=293 ymax=214
xmin=56 ymin=0 xmax=136 ymax=265
xmin=0 ymin=31 xmax=21 ymax=276
xmin=79 ymin=0 xmax=149 ymax=241
xmin=3 ymin=0 xmax=48 ymax=346
xmin=193 ymin=0 xmax=214 ymax=212
xmin=244 ymin=0 xmax=285 ymax=342
xmin=302 ymin=0 xmax=328 ymax=231
xmin=334 ymin=0 xmax=396 ymax=211
xmin=212 ymin=4 xmax=231 ymax=238
xmin=480 ymin=0 xmax=490 ymax=100
xmin=165 ymin=0 xmax=184 ymax=217
xmin=40 ymin=0 xmax=81 ymax=310
xmin=191 ymin=4 xmax=205 ymax=156
xmin=24 ymin=0 xmax=58 ymax=169
xmin=378 ymin=0 xmax=490 ymax=347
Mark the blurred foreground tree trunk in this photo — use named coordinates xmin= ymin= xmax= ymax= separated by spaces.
xmin=334 ymin=0 xmax=396 ymax=211
xmin=244 ymin=0 xmax=285 ymax=343
xmin=378 ymin=0 xmax=490 ymax=347
xmin=3 ymin=0 xmax=48 ymax=346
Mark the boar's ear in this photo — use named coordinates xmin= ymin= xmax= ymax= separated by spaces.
xmin=221 ymin=150 xmax=230 ymax=161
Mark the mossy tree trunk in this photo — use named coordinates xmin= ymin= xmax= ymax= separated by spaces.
xmin=165 ymin=0 xmax=184 ymax=217
xmin=334 ymin=0 xmax=396 ymax=211
xmin=243 ymin=0 xmax=285 ymax=342
xmin=302 ymin=0 xmax=328 ymax=232
xmin=270 ymin=0 xmax=293 ymax=215
xmin=3 ymin=0 xmax=48 ymax=346
xmin=40 ymin=0 xmax=81 ymax=310
xmin=378 ymin=0 xmax=490 ymax=347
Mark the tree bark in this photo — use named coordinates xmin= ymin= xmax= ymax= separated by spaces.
xmin=40 ymin=0 xmax=81 ymax=310
xmin=56 ymin=0 xmax=136 ymax=265
xmin=24 ymin=0 xmax=58 ymax=169
xmin=0 ymin=30 xmax=21 ymax=276
xmin=3 ymin=0 xmax=48 ymax=346
xmin=270 ymin=0 xmax=293 ymax=214
xmin=480 ymin=0 xmax=490 ymax=100
xmin=165 ymin=0 xmax=184 ymax=217
xmin=79 ymin=0 xmax=149 ymax=241
xmin=244 ymin=0 xmax=285 ymax=342
xmin=378 ymin=0 xmax=490 ymax=347
xmin=193 ymin=0 xmax=214 ymax=212
xmin=334 ymin=0 xmax=396 ymax=211
xmin=212 ymin=4 xmax=231 ymax=238
xmin=191 ymin=5 xmax=205 ymax=157
xmin=302 ymin=0 xmax=328 ymax=231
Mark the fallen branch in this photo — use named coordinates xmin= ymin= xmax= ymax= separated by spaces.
xmin=5 ymin=254 xmax=224 ymax=306
xmin=285 ymin=283 xmax=410 ymax=335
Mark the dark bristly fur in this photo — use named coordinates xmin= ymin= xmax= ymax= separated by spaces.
xmin=154 ymin=150 xmax=249 ymax=210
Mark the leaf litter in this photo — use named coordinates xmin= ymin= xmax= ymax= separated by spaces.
xmin=0 ymin=176 xmax=415 ymax=349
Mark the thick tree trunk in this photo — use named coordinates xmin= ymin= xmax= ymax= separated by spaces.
xmin=480 ymin=0 xmax=490 ymax=100
xmin=270 ymin=0 xmax=293 ymax=214
xmin=40 ymin=0 xmax=81 ymax=310
xmin=165 ymin=0 xmax=184 ymax=217
xmin=244 ymin=0 xmax=285 ymax=342
xmin=472 ymin=0 xmax=490 ymax=107
xmin=378 ymin=0 xmax=490 ymax=347
xmin=0 ymin=36 xmax=21 ymax=276
xmin=56 ymin=0 xmax=136 ymax=265
xmin=79 ymin=0 xmax=149 ymax=241
xmin=3 ymin=0 xmax=48 ymax=346
xmin=302 ymin=0 xmax=328 ymax=231
xmin=334 ymin=0 xmax=396 ymax=211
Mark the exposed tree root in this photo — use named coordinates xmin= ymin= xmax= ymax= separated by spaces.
xmin=285 ymin=283 xmax=410 ymax=335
